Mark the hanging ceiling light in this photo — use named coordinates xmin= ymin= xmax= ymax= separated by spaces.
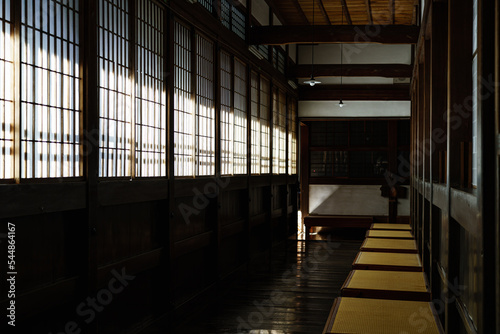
xmin=339 ymin=41 xmax=344 ymax=107
xmin=304 ymin=76 xmax=321 ymax=86
xmin=339 ymin=3 xmax=345 ymax=107
xmin=304 ymin=0 xmax=321 ymax=86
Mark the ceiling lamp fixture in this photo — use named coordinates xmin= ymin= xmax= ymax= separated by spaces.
xmin=339 ymin=42 xmax=344 ymax=107
xmin=339 ymin=2 xmax=345 ymax=107
xmin=304 ymin=0 xmax=321 ymax=86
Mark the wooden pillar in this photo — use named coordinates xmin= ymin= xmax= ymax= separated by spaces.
xmin=431 ymin=2 xmax=448 ymax=185
xmin=214 ymin=0 xmax=221 ymax=19
xmin=495 ymin=1 xmax=500 ymax=330
xmin=446 ymin=0 xmax=473 ymax=332
xmin=424 ymin=39 xmax=431 ymax=183
xmin=284 ymin=93 xmax=289 ymax=241
xmin=422 ymin=38 xmax=431 ymax=276
xmin=166 ymin=9 xmax=177 ymax=323
xmin=388 ymin=120 xmax=397 ymax=223
xmin=417 ymin=63 xmax=424 ymax=252
xmin=245 ymin=66 xmax=252 ymax=266
xmin=429 ymin=0 xmax=448 ymax=298
xmin=447 ymin=0 xmax=473 ymax=188
xmin=478 ymin=0 xmax=499 ymax=331
xmin=245 ymin=0 xmax=252 ymax=42
xmin=300 ymin=123 xmax=309 ymax=236
xmin=419 ymin=59 xmax=426 ymax=260
xmin=268 ymin=83 xmax=275 ymax=255
xmin=83 ymin=0 xmax=99 ymax=332
xmin=410 ymin=88 xmax=416 ymax=229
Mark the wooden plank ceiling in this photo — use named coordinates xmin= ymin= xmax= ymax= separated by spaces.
xmin=272 ymin=0 xmax=418 ymax=26
xmin=266 ymin=0 xmax=418 ymax=101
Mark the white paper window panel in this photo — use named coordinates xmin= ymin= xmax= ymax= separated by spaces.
xmin=0 ymin=0 xmax=14 ymax=179
xmin=250 ymin=71 xmax=259 ymax=174
xmin=233 ymin=58 xmax=247 ymax=175
xmin=173 ymin=21 xmax=193 ymax=177
xmin=21 ymin=0 xmax=81 ymax=178
xmin=195 ymin=34 xmax=215 ymax=176
xmin=259 ymin=77 xmax=270 ymax=174
xmin=135 ymin=0 xmax=166 ymax=177
xmin=220 ymin=51 xmax=232 ymax=176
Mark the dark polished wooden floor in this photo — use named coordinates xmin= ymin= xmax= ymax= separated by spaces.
xmin=140 ymin=230 xmax=363 ymax=334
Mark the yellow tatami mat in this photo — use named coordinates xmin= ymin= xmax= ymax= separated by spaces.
xmin=353 ymin=251 xmax=423 ymax=271
xmin=366 ymin=229 xmax=414 ymax=239
xmin=323 ymin=297 xmax=443 ymax=334
xmin=371 ymin=223 xmax=412 ymax=231
xmin=361 ymin=238 xmax=418 ymax=253
xmin=341 ymin=270 xmax=431 ymax=301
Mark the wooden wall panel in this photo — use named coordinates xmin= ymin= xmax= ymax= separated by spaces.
xmin=249 ymin=223 xmax=271 ymax=255
xmin=0 ymin=211 xmax=86 ymax=294
xmin=423 ymin=198 xmax=431 ymax=274
xmin=0 ymin=0 xmax=299 ymax=331
xmin=14 ymin=300 xmax=83 ymax=332
xmin=97 ymin=202 xmax=162 ymax=267
xmin=96 ymin=270 xmax=158 ymax=333
xmin=430 ymin=204 xmax=442 ymax=293
xmin=272 ymin=217 xmax=286 ymax=244
xmin=172 ymin=248 xmax=215 ymax=305
xmin=272 ymin=184 xmax=286 ymax=210
xmin=249 ymin=186 xmax=268 ymax=216
xmin=410 ymin=0 xmax=500 ymax=331
xmin=219 ymin=234 xmax=246 ymax=277
xmin=172 ymin=196 xmax=215 ymax=242
xmin=219 ymin=189 xmax=247 ymax=225
xmin=458 ymin=226 xmax=481 ymax=328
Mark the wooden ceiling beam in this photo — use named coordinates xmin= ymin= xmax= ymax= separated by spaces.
xmin=365 ymin=0 xmax=374 ymax=25
xmin=299 ymin=84 xmax=410 ymax=101
xmin=292 ymin=0 xmax=310 ymax=25
xmin=248 ymin=25 xmax=420 ymax=44
xmin=289 ymin=64 xmax=413 ymax=78
xmin=318 ymin=0 xmax=332 ymax=25
xmin=340 ymin=0 xmax=353 ymax=25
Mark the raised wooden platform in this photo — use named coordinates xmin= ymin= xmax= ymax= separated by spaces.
xmin=360 ymin=238 xmax=418 ymax=253
xmin=366 ymin=229 xmax=414 ymax=239
xmin=323 ymin=297 xmax=444 ymax=334
xmin=352 ymin=251 xmax=423 ymax=272
xmin=370 ymin=223 xmax=412 ymax=230
xmin=341 ymin=270 xmax=431 ymax=301
xmin=304 ymin=215 xmax=374 ymax=239
xmin=304 ymin=215 xmax=374 ymax=228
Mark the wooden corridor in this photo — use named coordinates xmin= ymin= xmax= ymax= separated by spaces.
xmin=139 ymin=237 xmax=362 ymax=333
xmin=0 ymin=0 xmax=498 ymax=333
xmin=324 ymin=223 xmax=443 ymax=333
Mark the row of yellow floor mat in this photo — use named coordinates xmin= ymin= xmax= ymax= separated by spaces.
xmin=323 ymin=223 xmax=445 ymax=334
